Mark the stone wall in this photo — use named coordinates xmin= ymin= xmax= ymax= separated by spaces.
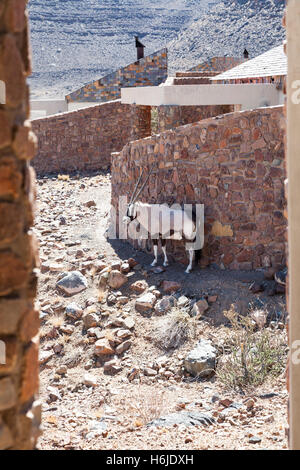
xmin=0 ymin=0 xmax=40 ymax=449
xmin=189 ymin=56 xmax=245 ymax=73
xmin=66 ymin=48 xmax=168 ymax=103
xmin=111 ymin=106 xmax=286 ymax=271
xmin=157 ymin=105 xmax=234 ymax=133
xmin=31 ymin=100 xmax=151 ymax=175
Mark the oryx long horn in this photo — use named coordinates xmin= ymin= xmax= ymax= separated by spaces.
xmin=129 ymin=168 xmax=145 ymax=204
xmin=132 ymin=164 xmax=155 ymax=202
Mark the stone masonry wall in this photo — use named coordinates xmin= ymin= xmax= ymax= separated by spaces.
xmin=66 ymin=48 xmax=168 ymax=103
xmin=31 ymin=101 xmax=151 ymax=175
xmin=0 ymin=0 xmax=40 ymax=449
xmin=157 ymin=105 xmax=234 ymax=133
xmin=111 ymin=106 xmax=286 ymax=271
xmin=189 ymin=56 xmax=245 ymax=73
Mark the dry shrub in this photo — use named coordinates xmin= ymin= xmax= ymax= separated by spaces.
xmin=217 ymin=305 xmax=287 ymax=391
xmin=125 ymin=385 xmax=168 ymax=426
xmin=153 ymin=309 xmax=196 ymax=351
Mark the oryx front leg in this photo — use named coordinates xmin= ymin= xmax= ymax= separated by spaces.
xmin=161 ymin=239 xmax=169 ymax=267
xmin=185 ymin=249 xmax=194 ymax=274
xmin=151 ymin=241 xmax=158 ymax=267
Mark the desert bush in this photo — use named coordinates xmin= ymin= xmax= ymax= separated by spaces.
xmin=128 ymin=386 xmax=167 ymax=426
xmin=153 ymin=309 xmax=197 ymax=351
xmin=216 ymin=305 xmax=287 ymax=391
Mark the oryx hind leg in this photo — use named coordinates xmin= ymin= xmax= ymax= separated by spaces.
xmin=161 ymin=238 xmax=169 ymax=267
xmin=185 ymin=249 xmax=194 ymax=274
xmin=151 ymin=239 xmax=158 ymax=267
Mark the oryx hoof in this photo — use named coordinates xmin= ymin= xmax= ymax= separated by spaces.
xmin=151 ymin=261 xmax=157 ymax=267
xmin=163 ymin=262 xmax=169 ymax=267
xmin=185 ymin=268 xmax=192 ymax=274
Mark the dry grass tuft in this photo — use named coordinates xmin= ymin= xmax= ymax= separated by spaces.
xmin=125 ymin=385 xmax=169 ymax=426
xmin=153 ymin=309 xmax=197 ymax=351
xmin=216 ymin=305 xmax=287 ymax=391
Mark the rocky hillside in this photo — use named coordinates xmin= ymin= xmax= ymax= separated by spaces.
xmin=168 ymin=0 xmax=285 ymax=72
xmin=28 ymin=0 xmax=213 ymax=98
xmin=28 ymin=0 xmax=285 ymax=99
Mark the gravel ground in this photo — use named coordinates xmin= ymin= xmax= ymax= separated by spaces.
xmin=35 ymin=173 xmax=288 ymax=450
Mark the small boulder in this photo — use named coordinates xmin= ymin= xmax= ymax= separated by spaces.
xmin=39 ymin=350 xmax=54 ymax=365
xmin=130 ymin=280 xmax=148 ymax=294
xmin=162 ymin=281 xmax=181 ymax=294
xmin=108 ymin=270 xmax=128 ymax=289
xmin=184 ymin=339 xmax=217 ymax=378
xmin=135 ymin=293 xmax=157 ymax=313
xmin=83 ymin=374 xmax=98 ymax=387
xmin=154 ymin=296 xmax=176 ymax=315
xmin=82 ymin=312 xmax=99 ymax=329
xmin=85 ymin=200 xmax=96 ymax=208
xmin=121 ymin=262 xmax=130 ymax=273
xmin=115 ymin=340 xmax=132 ymax=355
xmin=122 ymin=317 xmax=135 ymax=330
xmin=94 ymin=338 xmax=115 ymax=356
xmin=65 ymin=303 xmax=83 ymax=320
xmin=191 ymin=299 xmax=209 ymax=317
xmin=177 ymin=296 xmax=190 ymax=308
xmin=127 ymin=258 xmax=138 ymax=268
xmin=57 ymin=271 xmax=88 ymax=296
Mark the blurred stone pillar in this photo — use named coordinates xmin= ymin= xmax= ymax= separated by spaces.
xmin=0 ymin=0 xmax=40 ymax=449
xmin=286 ymin=0 xmax=300 ymax=451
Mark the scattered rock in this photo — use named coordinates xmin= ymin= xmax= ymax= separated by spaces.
xmin=115 ymin=340 xmax=132 ymax=355
xmin=39 ymin=350 xmax=54 ymax=365
xmin=82 ymin=312 xmax=99 ymax=329
xmin=219 ymin=398 xmax=233 ymax=408
xmin=144 ymin=367 xmax=158 ymax=377
xmin=130 ymin=280 xmax=148 ymax=293
xmin=60 ymin=324 xmax=75 ymax=335
xmin=56 ymin=366 xmax=67 ymax=375
xmin=65 ymin=303 xmax=83 ymax=320
xmin=47 ymin=386 xmax=61 ymax=403
xmin=149 ymin=412 xmax=214 ymax=427
xmin=53 ymin=343 xmax=64 ymax=354
xmin=249 ymin=436 xmax=262 ymax=444
xmin=128 ymin=258 xmax=138 ymax=268
xmin=85 ymin=200 xmax=96 ymax=208
xmin=150 ymin=266 xmax=165 ymax=274
xmin=191 ymin=299 xmax=209 ymax=317
xmin=94 ymin=338 xmax=115 ymax=356
xmin=154 ymin=296 xmax=176 ymax=315
xmin=122 ymin=317 xmax=135 ymax=330
xmin=135 ymin=293 xmax=157 ymax=313
xmin=83 ymin=374 xmax=98 ymax=387
xmin=121 ymin=262 xmax=130 ymax=273
xmin=177 ymin=296 xmax=190 ymax=308
xmin=57 ymin=271 xmax=88 ymax=295
xmin=162 ymin=281 xmax=181 ymax=294
xmin=108 ymin=270 xmax=128 ymax=289
xmin=184 ymin=339 xmax=217 ymax=378
xmin=104 ymin=359 xmax=122 ymax=374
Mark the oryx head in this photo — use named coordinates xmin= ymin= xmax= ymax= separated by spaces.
xmin=123 ymin=165 xmax=154 ymax=226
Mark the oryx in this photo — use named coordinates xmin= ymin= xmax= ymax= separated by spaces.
xmin=123 ymin=167 xmax=203 ymax=274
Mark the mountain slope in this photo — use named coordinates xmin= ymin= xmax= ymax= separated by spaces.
xmin=28 ymin=0 xmax=213 ymax=98
xmin=28 ymin=0 xmax=285 ymax=99
xmin=168 ymin=0 xmax=285 ymax=73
